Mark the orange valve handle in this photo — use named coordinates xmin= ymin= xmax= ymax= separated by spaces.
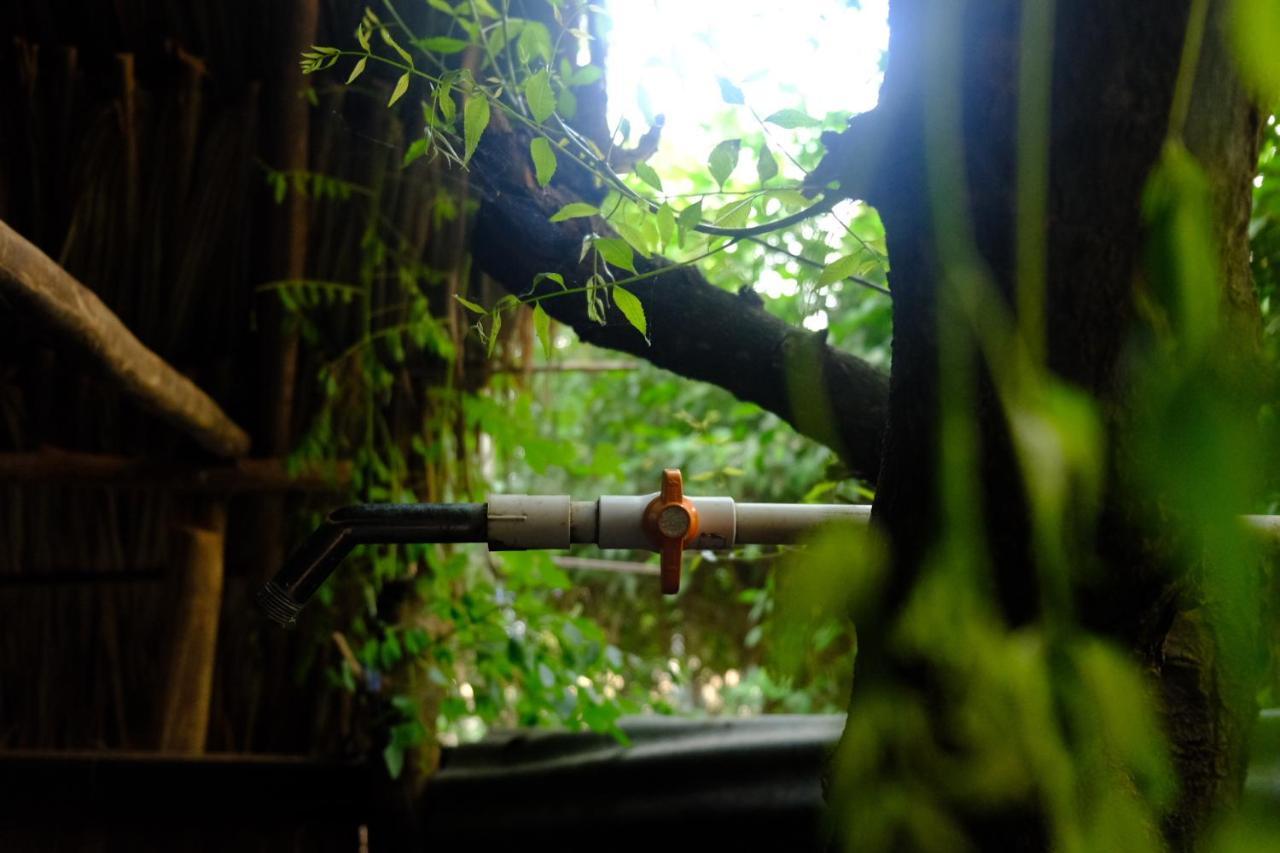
xmin=641 ymin=469 xmax=699 ymax=594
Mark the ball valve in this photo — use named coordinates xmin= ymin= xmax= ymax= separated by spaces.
xmin=641 ymin=469 xmax=700 ymax=594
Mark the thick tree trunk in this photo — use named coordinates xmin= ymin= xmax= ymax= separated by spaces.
xmin=845 ymin=1 xmax=1264 ymax=849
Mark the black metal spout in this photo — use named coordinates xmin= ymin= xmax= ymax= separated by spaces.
xmin=256 ymin=503 xmax=487 ymax=626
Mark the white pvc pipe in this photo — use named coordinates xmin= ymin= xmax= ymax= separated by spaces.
xmin=487 ymin=493 xmax=874 ymax=552
xmin=487 ymin=493 xmax=1280 ymax=555
xmin=735 ymin=503 xmax=870 ymax=545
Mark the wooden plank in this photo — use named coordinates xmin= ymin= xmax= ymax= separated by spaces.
xmin=0 ymin=446 xmax=350 ymax=493
xmin=158 ymin=503 xmax=226 ymax=754
xmin=0 ymin=218 xmax=251 ymax=458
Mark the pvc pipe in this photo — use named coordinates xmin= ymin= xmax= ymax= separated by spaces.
xmin=488 ymin=494 xmax=571 ymax=550
xmin=509 ymin=494 xmax=865 ymax=552
xmin=260 ymin=491 xmax=1280 ymax=628
xmin=735 ymin=503 xmax=870 ymax=545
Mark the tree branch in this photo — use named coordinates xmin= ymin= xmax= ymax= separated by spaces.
xmin=803 ymin=108 xmax=891 ymax=205
xmin=468 ymin=130 xmax=889 ymax=481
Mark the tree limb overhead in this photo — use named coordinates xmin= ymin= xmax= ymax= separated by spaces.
xmin=468 ymin=129 xmax=889 ymax=482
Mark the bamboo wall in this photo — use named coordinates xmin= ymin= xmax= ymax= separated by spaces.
xmin=0 ymin=0 xmax=479 ymax=755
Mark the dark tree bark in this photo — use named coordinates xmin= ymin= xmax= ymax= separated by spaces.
xmin=812 ymin=1 xmax=1266 ymax=849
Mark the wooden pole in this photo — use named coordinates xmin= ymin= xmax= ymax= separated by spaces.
xmin=158 ymin=502 xmax=227 ymax=754
xmin=0 ymin=219 xmax=251 ymax=458
xmin=0 ymin=447 xmax=349 ymax=493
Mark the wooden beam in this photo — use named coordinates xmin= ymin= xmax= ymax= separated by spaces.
xmin=0 ymin=218 xmax=251 ymax=458
xmin=158 ymin=502 xmax=226 ymax=754
xmin=0 ymin=447 xmax=349 ymax=493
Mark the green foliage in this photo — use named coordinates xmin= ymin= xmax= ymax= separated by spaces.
xmin=592 ymin=236 xmax=635 ymax=273
xmin=765 ymin=108 xmax=822 ymax=129
xmin=463 ymin=93 xmax=489 ymax=163
xmin=549 ymin=202 xmax=598 ymax=222
xmin=611 ymin=286 xmax=647 ymax=339
xmin=717 ymin=77 xmax=745 ymax=105
xmin=388 ymin=72 xmax=410 ymax=106
xmin=1232 ymin=0 xmax=1280 ymax=105
xmin=1250 ymin=120 xmax=1280 ymax=372
xmin=707 ymin=138 xmax=742 ymax=188
xmin=633 ymin=161 xmax=663 ymax=192
xmin=756 ymin=144 xmax=779 ymax=183
xmin=529 ymin=137 xmax=557 ymax=187
xmin=1142 ymin=141 xmax=1220 ymax=353
xmin=524 ymin=69 xmax=556 ymax=123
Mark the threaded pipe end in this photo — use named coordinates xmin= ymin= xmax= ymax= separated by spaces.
xmin=256 ymin=581 xmax=303 ymax=626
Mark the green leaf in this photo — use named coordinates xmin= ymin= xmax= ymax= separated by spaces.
xmin=769 ymin=189 xmax=811 ymax=211
xmin=677 ymin=200 xmax=703 ymax=231
xmin=533 ymin=304 xmax=553 ymax=358
xmin=426 ymin=0 xmax=455 ymax=13
xmin=1142 ymin=141 xmax=1220 ymax=352
xmin=818 ymin=253 xmax=861 ymax=286
xmin=345 ymin=56 xmax=368 ymax=84
xmin=437 ymin=77 xmax=457 ymax=122
xmin=611 ymin=220 xmax=653 ymax=258
xmin=1232 ymin=0 xmax=1280 ymax=103
xmin=634 ymin=161 xmax=663 ymax=191
xmin=489 ymin=18 xmax=523 ymax=54
xmin=549 ymin=202 xmax=599 ymax=222
xmin=594 ymin=237 xmax=635 ymax=272
xmin=487 ymin=309 xmax=503 ymax=357
xmin=530 ymin=137 xmax=557 ymax=187
xmin=612 ymin=286 xmax=647 ymax=339
xmin=569 ymin=64 xmax=603 ymax=87
xmin=765 ymin=108 xmax=821 ymax=128
xmin=383 ymin=743 xmax=405 ymax=779
xmin=454 ymin=295 xmax=486 ymax=314
xmin=463 ymin=94 xmax=490 ymax=164
xmin=269 ymin=171 xmax=287 ymax=205
xmin=388 ymin=72 xmax=410 ymax=107
xmin=380 ymin=29 xmax=414 ymax=65
xmin=717 ymin=77 xmax=745 ymax=105
xmin=403 ymin=137 xmax=429 ymax=167
xmin=416 ymin=36 xmax=469 ymax=54
xmin=557 ymin=87 xmax=577 ymax=119
xmin=518 ymin=21 xmax=553 ymax=64
xmin=656 ymin=203 xmax=677 ymax=246
xmin=757 ymin=144 xmax=778 ymax=183
xmin=714 ymin=197 xmax=754 ymax=229
xmin=533 ymin=271 xmax=566 ymax=290
xmin=707 ymin=139 xmax=742 ymax=188
xmin=525 ymin=69 xmax=556 ymax=123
